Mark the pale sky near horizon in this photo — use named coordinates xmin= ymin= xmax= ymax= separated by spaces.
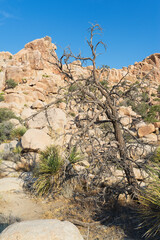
xmin=0 ymin=0 xmax=159 ymax=69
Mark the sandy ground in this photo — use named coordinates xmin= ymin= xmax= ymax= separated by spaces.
xmin=0 ymin=179 xmax=139 ymax=240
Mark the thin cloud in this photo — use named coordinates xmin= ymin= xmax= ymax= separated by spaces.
xmin=0 ymin=10 xmax=18 ymax=25
xmin=0 ymin=10 xmax=14 ymax=19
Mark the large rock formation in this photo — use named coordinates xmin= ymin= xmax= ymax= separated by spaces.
xmin=0 ymin=36 xmax=59 ymax=91
xmin=100 ymin=53 xmax=160 ymax=84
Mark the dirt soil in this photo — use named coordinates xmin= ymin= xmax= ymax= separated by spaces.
xmin=0 ymin=186 xmax=145 ymax=240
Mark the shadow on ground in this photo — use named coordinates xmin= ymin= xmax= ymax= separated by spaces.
xmin=93 ymin=203 xmax=156 ymax=240
xmin=0 ymin=214 xmax=21 ymax=234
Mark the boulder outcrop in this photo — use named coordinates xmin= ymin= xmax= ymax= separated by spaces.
xmin=21 ymin=129 xmax=52 ymax=151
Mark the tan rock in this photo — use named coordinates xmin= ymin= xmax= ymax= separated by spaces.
xmin=138 ymin=123 xmax=155 ymax=137
xmin=73 ymin=165 xmax=86 ymax=172
xmin=5 ymin=65 xmax=28 ymax=83
xmin=0 ymin=51 xmax=13 ymax=61
xmin=59 ymin=102 xmax=66 ymax=110
xmin=8 ymin=118 xmax=20 ymax=127
xmin=21 ymin=129 xmax=52 ymax=151
xmin=0 ymin=177 xmax=23 ymax=192
xmin=128 ymin=143 xmax=154 ymax=160
xmin=143 ymin=133 xmax=158 ymax=143
xmin=135 ymin=121 xmax=146 ymax=130
xmin=0 ymin=161 xmax=18 ymax=178
xmin=5 ymin=93 xmax=25 ymax=105
xmin=29 ymin=90 xmax=46 ymax=101
xmin=0 ymin=219 xmax=84 ymax=240
xmin=31 ymin=100 xmax=45 ymax=109
xmin=154 ymin=122 xmax=160 ymax=128
xmin=118 ymin=106 xmax=137 ymax=117
xmin=133 ymin=168 xmax=148 ymax=180
xmin=27 ymin=107 xmax=67 ymax=131
xmin=120 ymin=115 xmax=132 ymax=127
xmin=20 ymin=108 xmax=37 ymax=119
xmin=0 ymin=70 xmax=5 ymax=90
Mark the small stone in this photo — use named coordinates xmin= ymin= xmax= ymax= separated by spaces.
xmin=138 ymin=123 xmax=155 ymax=138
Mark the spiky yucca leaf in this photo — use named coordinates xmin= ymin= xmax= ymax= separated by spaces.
xmin=68 ymin=146 xmax=83 ymax=164
xmin=139 ymin=162 xmax=160 ymax=239
xmin=33 ymin=145 xmax=63 ymax=196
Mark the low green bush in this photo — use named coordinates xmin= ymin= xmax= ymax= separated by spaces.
xmin=33 ymin=145 xmax=63 ymax=196
xmin=0 ymin=108 xmax=17 ymax=123
xmin=11 ymin=126 xmax=27 ymax=139
xmin=144 ymin=105 xmax=160 ymax=123
xmin=0 ymin=122 xmax=13 ymax=143
xmin=68 ymin=83 xmax=79 ymax=92
xmin=5 ymin=79 xmax=18 ymax=89
xmin=100 ymin=80 xmax=109 ymax=89
xmin=0 ymin=93 xmax=4 ymax=102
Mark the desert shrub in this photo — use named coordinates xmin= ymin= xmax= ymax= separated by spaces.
xmin=11 ymin=126 xmax=27 ymax=139
xmin=138 ymin=150 xmax=160 ymax=239
xmin=68 ymin=83 xmax=79 ymax=92
xmin=0 ymin=108 xmax=17 ymax=123
xmin=42 ymin=74 xmax=49 ymax=78
xmin=68 ymin=146 xmax=83 ymax=164
xmin=13 ymin=146 xmax=22 ymax=154
xmin=100 ymin=80 xmax=109 ymax=89
xmin=153 ymin=98 xmax=160 ymax=102
xmin=153 ymin=147 xmax=160 ymax=163
xmin=132 ymin=102 xmax=150 ymax=119
xmin=144 ymin=105 xmax=160 ymax=123
xmin=0 ymin=93 xmax=4 ymax=102
xmin=157 ymin=85 xmax=160 ymax=95
xmin=33 ymin=145 xmax=63 ymax=196
xmin=0 ymin=122 xmax=14 ymax=143
xmin=141 ymin=92 xmax=150 ymax=102
xmin=5 ymin=79 xmax=18 ymax=89
xmin=139 ymin=171 xmax=160 ymax=239
xmin=68 ymin=111 xmax=76 ymax=117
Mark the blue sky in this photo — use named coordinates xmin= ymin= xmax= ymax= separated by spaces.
xmin=0 ymin=0 xmax=159 ymax=68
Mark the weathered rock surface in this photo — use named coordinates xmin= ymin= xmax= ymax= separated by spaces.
xmin=154 ymin=122 xmax=160 ymax=128
xmin=20 ymin=108 xmax=37 ymax=119
xmin=0 ymin=140 xmax=18 ymax=153
xmin=21 ymin=129 xmax=52 ymax=151
xmin=142 ymin=133 xmax=158 ymax=143
xmin=0 ymin=219 xmax=84 ymax=240
xmin=26 ymin=107 xmax=67 ymax=131
xmin=0 ymin=177 xmax=23 ymax=192
xmin=0 ymin=161 xmax=18 ymax=178
xmin=118 ymin=106 xmax=137 ymax=117
xmin=138 ymin=123 xmax=155 ymax=137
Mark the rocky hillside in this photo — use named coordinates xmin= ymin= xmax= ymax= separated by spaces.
xmin=0 ymin=36 xmax=160 ymax=240
xmin=0 ymin=36 xmax=160 ymax=112
xmin=0 ymin=36 xmax=159 ymax=173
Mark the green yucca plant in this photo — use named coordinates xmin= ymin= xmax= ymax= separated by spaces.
xmin=138 ymin=151 xmax=160 ymax=239
xmin=33 ymin=145 xmax=63 ymax=196
xmin=68 ymin=146 xmax=83 ymax=164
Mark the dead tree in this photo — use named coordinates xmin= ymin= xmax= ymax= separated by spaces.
xmin=52 ymin=24 xmax=144 ymax=197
